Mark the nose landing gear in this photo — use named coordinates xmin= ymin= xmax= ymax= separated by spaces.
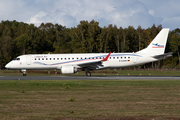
xmin=21 ymin=69 xmax=27 ymax=76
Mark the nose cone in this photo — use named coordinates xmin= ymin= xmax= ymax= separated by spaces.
xmin=5 ymin=63 xmax=11 ymax=69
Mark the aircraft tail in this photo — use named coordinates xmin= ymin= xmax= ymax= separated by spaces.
xmin=136 ymin=28 xmax=169 ymax=55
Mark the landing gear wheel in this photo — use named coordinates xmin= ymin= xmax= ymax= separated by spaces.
xmin=86 ymin=71 xmax=91 ymax=77
xmin=21 ymin=69 xmax=27 ymax=76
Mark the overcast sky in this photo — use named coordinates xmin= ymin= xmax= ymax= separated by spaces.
xmin=0 ymin=0 xmax=180 ymax=30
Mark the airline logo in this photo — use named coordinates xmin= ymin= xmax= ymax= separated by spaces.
xmin=152 ymin=43 xmax=164 ymax=48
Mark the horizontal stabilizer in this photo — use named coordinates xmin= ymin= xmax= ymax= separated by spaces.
xmin=152 ymin=52 xmax=173 ymax=60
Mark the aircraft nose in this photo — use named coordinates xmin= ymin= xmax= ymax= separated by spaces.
xmin=5 ymin=63 xmax=11 ymax=69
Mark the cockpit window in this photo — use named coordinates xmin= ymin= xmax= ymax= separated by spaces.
xmin=14 ymin=58 xmax=20 ymax=61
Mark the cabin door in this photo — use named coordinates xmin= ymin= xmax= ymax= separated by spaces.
xmin=133 ymin=55 xmax=137 ymax=63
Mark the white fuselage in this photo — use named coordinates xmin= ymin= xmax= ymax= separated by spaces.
xmin=5 ymin=53 xmax=157 ymax=70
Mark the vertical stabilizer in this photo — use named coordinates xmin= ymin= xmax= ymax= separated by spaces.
xmin=136 ymin=28 xmax=169 ymax=55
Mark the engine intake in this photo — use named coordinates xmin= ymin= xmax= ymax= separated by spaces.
xmin=61 ymin=66 xmax=77 ymax=74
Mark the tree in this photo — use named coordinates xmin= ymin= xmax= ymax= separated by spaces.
xmin=71 ymin=20 xmax=100 ymax=53
xmin=71 ymin=27 xmax=82 ymax=53
xmin=53 ymin=24 xmax=71 ymax=53
xmin=0 ymin=36 xmax=15 ymax=65
xmin=15 ymin=34 xmax=30 ymax=54
xmin=137 ymin=26 xmax=143 ymax=51
xmin=0 ymin=23 xmax=16 ymax=66
xmin=126 ymin=26 xmax=137 ymax=52
xmin=97 ymin=26 xmax=107 ymax=53
xmin=121 ymin=28 xmax=129 ymax=52
xmin=170 ymin=28 xmax=180 ymax=68
xmin=86 ymin=20 xmax=100 ymax=53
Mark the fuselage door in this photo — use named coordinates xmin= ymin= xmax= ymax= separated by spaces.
xmin=26 ymin=55 xmax=32 ymax=65
xmin=133 ymin=55 xmax=137 ymax=63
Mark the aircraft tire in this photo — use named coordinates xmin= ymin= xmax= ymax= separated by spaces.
xmin=86 ymin=71 xmax=91 ymax=77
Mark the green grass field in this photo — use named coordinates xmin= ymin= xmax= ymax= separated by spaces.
xmin=0 ymin=80 xmax=180 ymax=120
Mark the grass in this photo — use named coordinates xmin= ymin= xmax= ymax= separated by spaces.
xmin=0 ymin=80 xmax=180 ymax=120
xmin=1 ymin=69 xmax=180 ymax=76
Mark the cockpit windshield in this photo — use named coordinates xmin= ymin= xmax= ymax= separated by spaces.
xmin=14 ymin=58 xmax=20 ymax=61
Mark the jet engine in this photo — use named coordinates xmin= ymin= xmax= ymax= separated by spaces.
xmin=61 ymin=66 xmax=78 ymax=74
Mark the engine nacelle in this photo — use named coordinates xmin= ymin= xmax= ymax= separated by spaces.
xmin=61 ymin=66 xmax=78 ymax=74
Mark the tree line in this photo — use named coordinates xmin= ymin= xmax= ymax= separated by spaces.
xmin=0 ymin=20 xmax=180 ymax=69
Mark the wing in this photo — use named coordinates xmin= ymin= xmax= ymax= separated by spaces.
xmin=77 ymin=52 xmax=111 ymax=70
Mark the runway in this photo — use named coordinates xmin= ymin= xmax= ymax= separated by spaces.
xmin=0 ymin=76 xmax=180 ymax=80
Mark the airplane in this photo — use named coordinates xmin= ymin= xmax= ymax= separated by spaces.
xmin=5 ymin=28 xmax=172 ymax=76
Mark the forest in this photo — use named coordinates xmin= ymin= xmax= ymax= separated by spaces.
xmin=0 ymin=20 xmax=180 ymax=69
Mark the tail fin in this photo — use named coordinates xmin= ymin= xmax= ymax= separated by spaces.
xmin=136 ymin=28 xmax=169 ymax=55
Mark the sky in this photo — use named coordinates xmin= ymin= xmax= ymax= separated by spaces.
xmin=0 ymin=0 xmax=180 ymax=30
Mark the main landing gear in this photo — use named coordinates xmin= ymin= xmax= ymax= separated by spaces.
xmin=21 ymin=69 xmax=27 ymax=76
xmin=86 ymin=71 xmax=91 ymax=77
xmin=84 ymin=68 xmax=91 ymax=77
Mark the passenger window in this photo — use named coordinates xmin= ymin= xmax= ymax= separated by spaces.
xmin=61 ymin=58 xmax=63 ymax=60
xmin=124 ymin=57 xmax=126 ymax=59
xmin=35 ymin=58 xmax=36 ymax=60
xmin=128 ymin=57 xmax=130 ymax=59
xmin=65 ymin=58 xmax=66 ymax=60
xmin=110 ymin=57 xmax=111 ymax=59
xmin=72 ymin=58 xmax=74 ymax=60
xmin=46 ymin=58 xmax=48 ymax=60
xmin=38 ymin=58 xmax=40 ymax=60
xmin=117 ymin=57 xmax=119 ymax=59
xmin=50 ymin=58 xmax=51 ymax=60
xmin=113 ymin=57 xmax=115 ymax=59
xmin=42 ymin=58 xmax=44 ymax=60
xmin=68 ymin=58 xmax=70 ymax=60
xmin=57 ymin=58 xmax=59 ymax=60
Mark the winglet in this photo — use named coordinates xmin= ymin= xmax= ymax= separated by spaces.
xmin=101 ymin=52 xmax=111 ymax=61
